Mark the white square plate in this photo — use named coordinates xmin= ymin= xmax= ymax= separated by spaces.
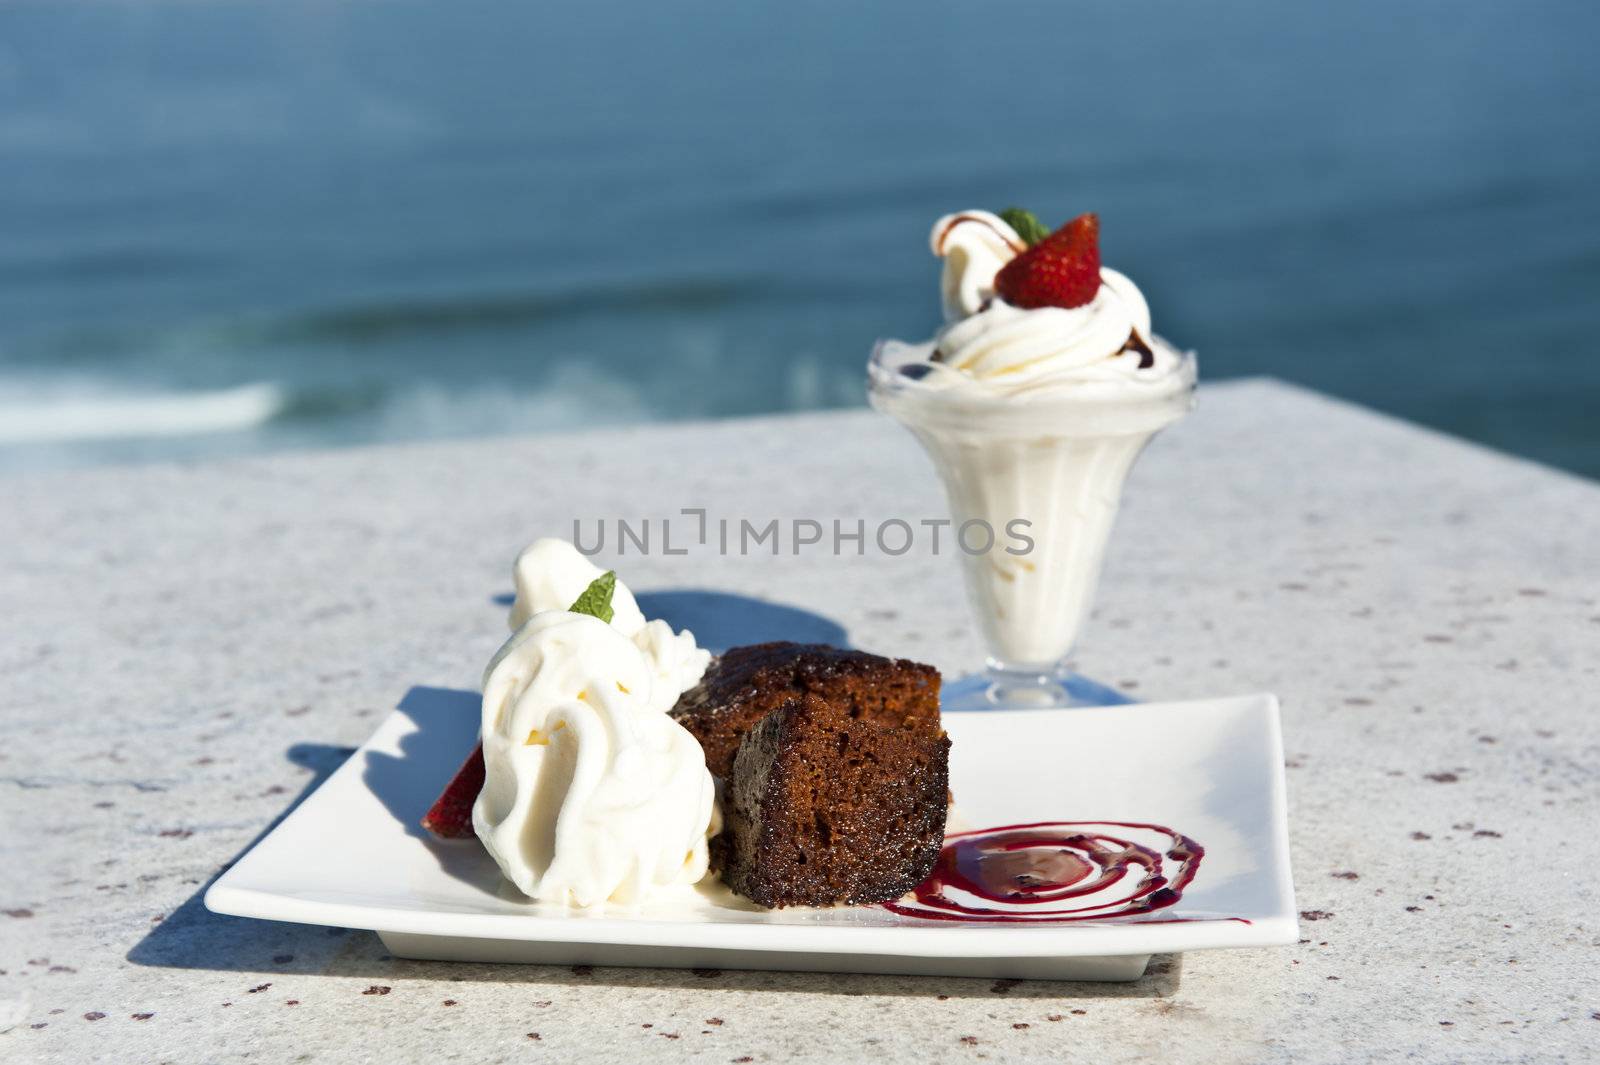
xmin=206 ymin=688 xmax=1297 ymax=981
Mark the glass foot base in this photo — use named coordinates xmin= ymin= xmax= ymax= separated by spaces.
xmin=940 ymin=671 xmax=1134 ymax=712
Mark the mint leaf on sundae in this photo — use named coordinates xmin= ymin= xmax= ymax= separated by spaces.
xmin=568 ymin=571 xmax=617 ymax=623
xmin=999 ymin=207 xmax=1050 ymax=247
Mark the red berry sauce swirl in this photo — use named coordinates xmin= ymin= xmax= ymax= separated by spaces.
xmin=885 ymin=820 xmax=1233 ymax=924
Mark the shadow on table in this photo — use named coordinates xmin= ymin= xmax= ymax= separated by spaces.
xmin=125 ymin=741 xmax=362 ymax=975
xmin=125 ymin=686 xmax=494 ymax=980
xmin=491 ymin=588 xmax=849 ymax=652
xmin=367 ymin=686 xmax=480 ymax=842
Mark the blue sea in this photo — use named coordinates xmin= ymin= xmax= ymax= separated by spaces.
xmin=2 ymin=1 xmax=1597 ymax=476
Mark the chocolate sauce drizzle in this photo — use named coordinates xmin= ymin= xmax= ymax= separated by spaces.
xmin=885 ymin=820 xmax=1244 ymax=924
xmin=1121 ymin=329 xmax=1156 ymax=369
xmin=926 ymin=325 xmax=1154 ymax=377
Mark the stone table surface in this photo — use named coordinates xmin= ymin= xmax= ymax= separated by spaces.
xmin=3 ymin=379 xmax=1597 ymax=1064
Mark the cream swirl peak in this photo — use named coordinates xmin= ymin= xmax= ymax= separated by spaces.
xmin=509 ymin=538 xmax=710 ymax=712
xmin=908 ymin=209 xmax=1187 ymax=399
xmin=931 ymin=211 xmax=1026 ymax=320
xmin=509 ymin=537 xmax=648 ymax=634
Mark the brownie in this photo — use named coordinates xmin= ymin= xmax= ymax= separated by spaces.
xmin=670 ymin=642 xmax=941 ymax=779
xmin=716 ymin=692 xmax=950 ymax=908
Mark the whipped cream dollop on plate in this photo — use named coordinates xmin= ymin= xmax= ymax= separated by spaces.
xmin=474 ymin=539 xmax=716 ymax=908
xmin=877 ymin=210 xmax=1191 ymax=402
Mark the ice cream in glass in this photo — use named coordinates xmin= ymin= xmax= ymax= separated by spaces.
xmin=869 ymin=209 xmax=1195 ymax=707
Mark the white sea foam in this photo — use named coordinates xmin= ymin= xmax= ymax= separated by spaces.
xmin=0 ymin=381 xmax=286 ymax=444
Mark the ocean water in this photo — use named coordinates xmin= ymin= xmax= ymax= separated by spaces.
xmin=2 ymin=1 xmax=1597 ymax=476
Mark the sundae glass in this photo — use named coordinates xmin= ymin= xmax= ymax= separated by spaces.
xmin=869 ymin=209 xmax=1195 ymax=708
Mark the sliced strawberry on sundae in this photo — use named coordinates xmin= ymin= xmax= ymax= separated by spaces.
xmin=993 ymin=212 xmax=1101 ymax=310
xmin=420 ymin=742 xmax=485 ymax=838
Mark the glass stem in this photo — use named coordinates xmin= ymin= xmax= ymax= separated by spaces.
xmin=983 ymin=659 xmax=1072 ymax=708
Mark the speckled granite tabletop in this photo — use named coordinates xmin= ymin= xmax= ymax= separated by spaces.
xmin=3 ymin=379 xmax=1596 ymax=1064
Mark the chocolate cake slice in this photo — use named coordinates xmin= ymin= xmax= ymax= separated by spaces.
xmin=670 ymin=641 xmax=941 ymax=779
xmin=717 ymin=692 xmax=950 ymax=908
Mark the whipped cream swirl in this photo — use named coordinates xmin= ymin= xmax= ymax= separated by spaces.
xmin=476 ymin=538 xmax=716 ymax=907
xmin=474 ymin=611 xmax=716 ymax=907
xmin=910 ymin=210 xmax=1187 ymax=399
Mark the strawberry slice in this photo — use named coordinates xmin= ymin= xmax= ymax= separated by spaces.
xmin=993 ymin=212 xmax=1101 ymax=310
xmin=420 ymin=742 xmax=484 ymax=838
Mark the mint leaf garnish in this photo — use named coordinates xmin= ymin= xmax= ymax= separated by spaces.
xmin=568 ymin=571 xmax=616 ymax=623
xmin=999 ymin=207 xmax=1050 ymax=246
